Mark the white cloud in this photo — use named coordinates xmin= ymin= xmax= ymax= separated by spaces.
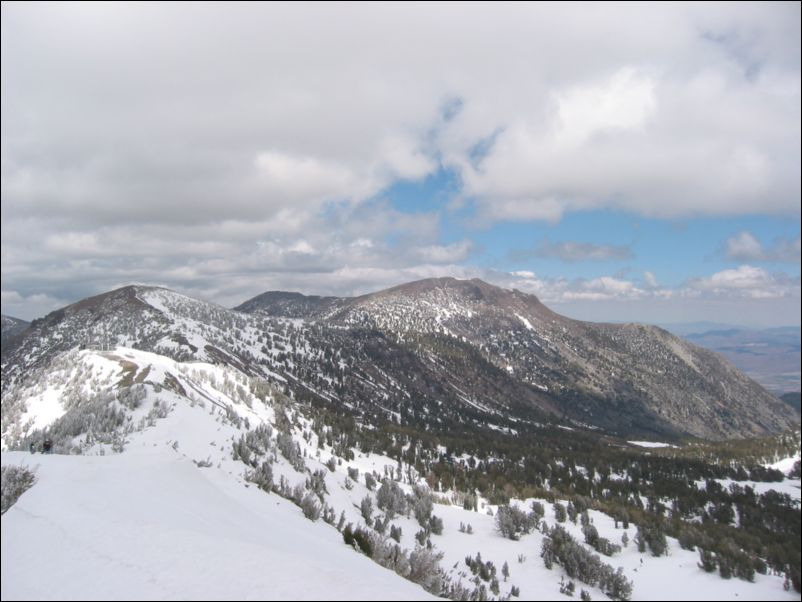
xmin=725 ymin=231 xmax=801 ymax=262
xmin=3 ymin=3 xmax=799 ymax=231
xmin=516 ymin=240 xmax=633 ymax=262
xmin=253 ymin=151 xmax=364 ymax=204
xmin=562 ymin=277 xmax=646 ymax=301
xmin=491 ymin=272 xmax=647 ymax=304
xmin=494 ymin=265 xmax=799 ymax=306
xmin=725 ymin=231 xmax=765 ymax=261
xmin=470 ymin=197 xmax=565 ymax=225
xmin=555 ymin=68 xmax=657 ymax=149
xmin=412 ymin=240 xmax=474 ymax=264
xmin=1 ymin=3 xmax=799 ymax=323
xmin=688 ymin=264 xmax=800 ymax=298
xmin=1 ymin=290 xmax=67 ymax=321
xmin=378 ymin=134 xmax=436 ymax=181
xmin=0 ymin=290 xmax=23 ymax=304
xmin=511 ymin=270 xmax=536 ymax=279
xmin=643 ymin=271 xmax=659 ymax=288
xmin=695 ymin=265 xmax=771 ymax=290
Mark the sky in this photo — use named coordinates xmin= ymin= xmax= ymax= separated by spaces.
xmin=1 ymin=2 xmax=800 ymax=326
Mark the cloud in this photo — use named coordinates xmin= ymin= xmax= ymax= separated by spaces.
xmin=563 ymin=277 xmax=645 ymax=301
xmin=412 ymin=240 xmax=474 ymax=264
xmin=253 ymin=151 xmax=365 ymax=204
xmin=485 ymin=266 xmax=798 ymax=328
xmin=724 ymin=231 xmax=801 ymax=262
xmin=3 ymin=4 xmax=799 ymax=231
xmin=0 ymin=290 xmax=68 ymax=321
xmin=0 ymin=197 xmax=469 ymax=319
xmin=687 ymin=264 xmax=800 ymax=298
xmin=499 ymin=264 xmax=799 ymax=306
xmin=1 ymin=3 xmax=800 ymax=323
xmin=725 ymin=231 xmax=765 ymax=261
xmin=555 ymin=68 xmax=657 ymax=149
xmin=469 ymin=198 xmax=566 ymax=224
xmin=512 ymin=240 xmax=633 ymax=262
xmin=498 ymin=272 xmax=649 ymax=304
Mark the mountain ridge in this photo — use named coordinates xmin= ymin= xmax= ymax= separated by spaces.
xmin=1 ymin=314 xmax=30 ymax=351
xmin=237 ymin=277 xmax=798 ymax=440
xmin=3 ymin=278 xmax=798 ymax=441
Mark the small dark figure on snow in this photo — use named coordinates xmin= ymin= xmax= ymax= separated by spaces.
xmin=42 ymin=438 xmax=52 ymax=454
xmin=29 ymin=442 xmax=35 ymax=454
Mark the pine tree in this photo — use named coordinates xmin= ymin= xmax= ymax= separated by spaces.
xmin=360 ymin=494 xmax=373 ymax=522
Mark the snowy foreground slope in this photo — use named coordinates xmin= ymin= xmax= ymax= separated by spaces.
xmin=1 ymin=348 xmax=433 ymax=600
xmin=1 ymin=449 xmax=434 ymax=601
xmin=1 ymin=347 xmax=799 ymax=601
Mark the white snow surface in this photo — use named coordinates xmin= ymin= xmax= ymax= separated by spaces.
xmin=627 ymin=441 xmax=677 ymax=449
xmin=515 ymin=314 xmax=535 ymax=331
xmin=0 ymin=448 xmax=434 ymax=601
xmin=695 ymin=477 xmax=801 ymax=502
xmin=768 ymin=452 xmax=801 ymax=476
xmin=432 ymin=500 xmax=797 ymax=602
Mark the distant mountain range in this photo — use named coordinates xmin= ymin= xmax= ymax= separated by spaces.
xmin=1 ymin=315 xmax=29 ymax=350
xmin=780 ymin=392 xmax=801 ymax=414
xmin=2 ymin=278 xmax=797 ymax=441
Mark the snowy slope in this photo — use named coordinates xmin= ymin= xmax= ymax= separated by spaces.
xmin=2 ymin=345 xmax=799 ymax=601
xmin=431 ymin=500 xmax=797 ymax=602
xmin=0 ymin=448 xmax=435 ymax=601
xmin=769 ymin=453 xmax=801 ymax=476
xmin=1 ymin=346 xmax=437 ymax=600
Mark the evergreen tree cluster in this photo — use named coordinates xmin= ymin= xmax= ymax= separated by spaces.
xmin=541 ymin=525 xmax=633 ymax=601
xmin=495 ymin=504 xmax=538 ymax=540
